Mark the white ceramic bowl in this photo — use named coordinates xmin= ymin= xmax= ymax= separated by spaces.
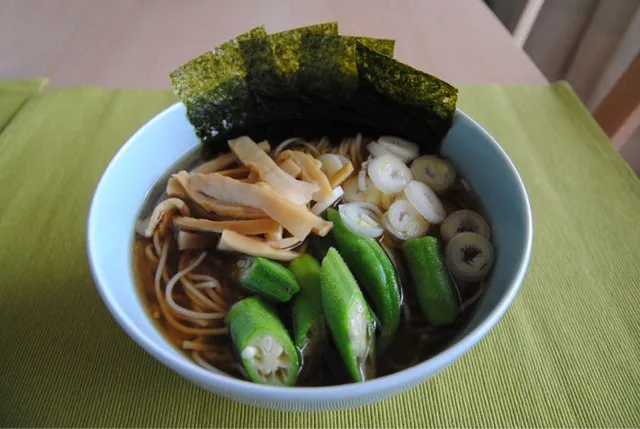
xmin=87 ymin=102 xmax=532 ymax=411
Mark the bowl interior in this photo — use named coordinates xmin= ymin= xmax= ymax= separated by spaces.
xmin=89 ymin=103 xmax=201 ymax=371
xmin=441 ymin=115 xmax=531 ymax=338
xmin=87 ymin=103 xmax=531 ymax=406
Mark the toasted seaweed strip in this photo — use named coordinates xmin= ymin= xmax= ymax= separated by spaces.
xmin=356 ymin=43 xmax=457 ymax=118
xmin=239 ymin=26 xmax=278 ymax=116
xmin=170 ymin=26 xmax=267 ymax=143
xmin=297 ymin=35 xmax=394 ymax=101
xmin=170 ymin=26 xmax=263 ymax=102
xmin=295 ymin=34 xmax=375 ymax=129
xmin=172 ymin=24 xmax=457 ymax=153
xmin=298 ymin=34 xmax=358 ymax=101
xmin=232 ymin=22 xmax=340 ymax=127
xmin=347 ymin=36 xmax=395 ymax=57
xmin=185 ymin=80 xmax=250 ymax=144
xmin=267 ymin=22 xmax=339 ymax=96
xmin=353 ymin=42 xmax=457 ymax=148
xmin=297 ymin=34 xmax=397 ymax=127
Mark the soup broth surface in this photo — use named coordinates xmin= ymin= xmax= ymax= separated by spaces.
xmin=133 ymin=135 xmax=488 ymax=386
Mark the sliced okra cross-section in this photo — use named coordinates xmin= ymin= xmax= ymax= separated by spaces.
xmin=226 ymin=296 xmax=300 ymax=386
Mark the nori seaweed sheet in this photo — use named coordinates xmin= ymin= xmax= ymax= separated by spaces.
xmin=266 ymin=22 xmax=338 ymax=97
xmin=351 ymin=42 xmax=457 ymax=148
xmin=171 ymin=23 xmax=457 ymax=153
xmin=298 ymin=34 xmax=358 ymax=106
xmin=170 ymin=26 xmax=267 ymax=142
xmin=296 ymin=34 xmax=385 ymax=128
xmin=237 ymin=26 xmax=279 ymax=122
xmin=348 ymin=36 xmax=395 ymax=57
xmin=226 ymin=22 xmax=341 ymax=129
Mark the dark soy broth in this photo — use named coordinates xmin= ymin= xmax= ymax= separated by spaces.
xmin=133 ymin=136 xmax=489 ymax=386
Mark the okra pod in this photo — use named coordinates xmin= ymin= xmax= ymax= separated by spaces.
xmin=233 ymin=256 xmax=300 ymax=303
xmin=226 ymin=296 xmax=300 ymax=386
xmin=326 ymin=208 xmax=401 ymax=352
xmin=321 ymin=248 xmax=376 ymax=382
xmin=289 ymin=255 xmax=325 ymax=357
xmin=402 ymin=236 xmax=459 ymax=325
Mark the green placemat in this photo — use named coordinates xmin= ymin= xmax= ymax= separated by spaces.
xmin=0 ymin=82 xmax=638 ymax=427
xmin=0 ymin=78 xmax=48 ymax=132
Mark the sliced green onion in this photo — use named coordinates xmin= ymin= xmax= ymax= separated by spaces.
xmin=440 ymin=209 xmax=491 ymax=242
xmin=338 ymin=202 xmax=384 ymax=238
xmin=377 ymin=136 xmax=419 ymax=162
xmin=383 ymin=199 xmax=429 ymax=241
xmin=367 ymin=155 xmax=413 ymax=194
xmin=410 ymin=155 xmax=456 ymax=193
xmin=367 ymin=141 xmax=395 ymax=159
xmin=343 ymin=176 xmax=382 ymax=205
xmin=445 ymin=232 xmax=495 ymax=282
xmin=404 ymin=180 xmax=446 ymax=224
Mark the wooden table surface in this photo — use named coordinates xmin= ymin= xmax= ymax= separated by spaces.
xmin=0 ymin=0 xmax=547 ymax=88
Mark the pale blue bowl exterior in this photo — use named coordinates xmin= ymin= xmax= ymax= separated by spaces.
xmin=88 ymin=104 xmax=533 ymax=411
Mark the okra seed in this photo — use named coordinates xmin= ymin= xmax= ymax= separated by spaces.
xmin=262 ymin=336 xmax=275 ymax=352
xmin=241 ymin=346 xmax=257 ymax=360
xmin=276 ymin=368 xmax=287 ymax=383
xmin=278 ymin=352 xmax=291 ymax=366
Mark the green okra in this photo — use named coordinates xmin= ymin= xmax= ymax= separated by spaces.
xmin=289 ymin=255 xmax=325 ymax=355
xmin=233 ymin=256 xmax=300 ymax=303
xmin=402 ymin=236 xmax=459 ymax=325
xmin=226 ymin=296 xmax=300 ymax=386
xmin=321 ymin=248 xmax=376 ymax=382
xmin=327 ymin=208 xmax=401 ymax=353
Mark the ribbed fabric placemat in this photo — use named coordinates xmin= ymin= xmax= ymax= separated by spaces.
xmin=0 ymin=78 xmax=48 ymax=132
xmin=0 ymin=82 xmax=638 ymax=428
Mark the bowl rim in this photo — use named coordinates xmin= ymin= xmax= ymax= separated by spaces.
xmin=87 ymin=102 xmax=533 ymax=401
